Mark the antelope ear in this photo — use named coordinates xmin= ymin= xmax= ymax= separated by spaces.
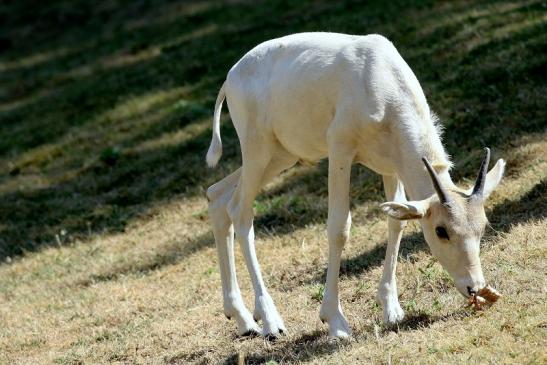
xmin=483 ymin=159 xmax=505 ymax=198
xmin=465 ymin=159 xmax=506 ymax=198
xmin=380 ymin=200 xmax=430 ymax=220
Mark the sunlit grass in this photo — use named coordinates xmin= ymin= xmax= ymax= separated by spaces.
xmin=0 ymin=47 xmax=72 ymax=72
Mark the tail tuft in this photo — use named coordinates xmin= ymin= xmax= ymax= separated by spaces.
xmin=206 ymin=139 xmax=222 ymax=167
xmin=206 ymin=82 xmax=226 ymax=168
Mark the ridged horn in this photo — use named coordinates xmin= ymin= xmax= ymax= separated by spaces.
xmin=471 ymin=147 xmax=490 ymax=198
xmin=422 ymin=157 xmax=450 ymax=205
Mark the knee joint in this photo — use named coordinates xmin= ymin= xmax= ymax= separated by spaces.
xmin=327 ymin=220 xmax=351 ymax=246
xmin=329 ymin=231 xmax=349 ymax=246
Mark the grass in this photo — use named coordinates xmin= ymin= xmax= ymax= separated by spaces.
xmin=0 ymin=0 xmax=546 ymax=364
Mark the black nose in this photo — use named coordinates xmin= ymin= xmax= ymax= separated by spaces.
xmin=467 ymin=286 xmax=476 ymax=295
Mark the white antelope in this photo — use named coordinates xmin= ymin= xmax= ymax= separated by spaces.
xmin=205 ymin=32 xmax=505 ymax=338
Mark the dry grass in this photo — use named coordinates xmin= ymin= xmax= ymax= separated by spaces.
xmin=0 ymin=0 xmax=546 ymax=364
xmin=1 ymin=139 xmax=545 ymax=364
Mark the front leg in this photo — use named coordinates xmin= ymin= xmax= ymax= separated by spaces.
xmin=319 ymin=140 xmax=355 ymax=338
xmin=378 ymin=175 xmax=407 ymax=325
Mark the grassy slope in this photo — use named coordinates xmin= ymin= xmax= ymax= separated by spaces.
xmin=0 ymin=0 xmax=545 ymax=363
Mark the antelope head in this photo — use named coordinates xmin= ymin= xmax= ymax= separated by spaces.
xmin=382 ymin=148 xmax=505 ymax=297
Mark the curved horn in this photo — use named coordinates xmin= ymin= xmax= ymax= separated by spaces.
xmin=471 ymin=147 xmax=491 ymax=198
xmin=422 ymin=157 xmax=450 ymax=205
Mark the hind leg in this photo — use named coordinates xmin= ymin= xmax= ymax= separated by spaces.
xmin=207 ymin=168 xmax=260 ymax=336
xmin=251 ymin=148 xmax=298 ymax=332
xmin=228 ymin=141 xmax=297 ymax=338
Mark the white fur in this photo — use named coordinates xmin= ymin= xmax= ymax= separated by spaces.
xmin=206 ymin=82 xmax=225 ymax=167
xmin=205 ymin=33 xmax=504 ymax=338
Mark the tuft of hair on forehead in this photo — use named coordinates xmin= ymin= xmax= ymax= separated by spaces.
xmin=444 ymin=190 xmax=488 ymax=235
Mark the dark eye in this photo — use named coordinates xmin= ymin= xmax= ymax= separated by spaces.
xmin=435 ymin=226 xmax=449 ymax=240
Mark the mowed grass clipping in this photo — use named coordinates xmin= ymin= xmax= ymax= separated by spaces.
xmin=0 ymin=0 xmax=546 ymax=364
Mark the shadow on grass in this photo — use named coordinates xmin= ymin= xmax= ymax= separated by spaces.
xmin=277 ymin=230 xmax=426 ymax=294
xmin=488 ymin=179 xmax=546 ymax=233
xmin=384 ymin=307 xmax=473 ymax=334
xmin=167 ymin=330 xmax=339 ymax=364
xmin=174 ymin=309 xmax=474 ymax=364
xmin=222 ymin=331 xmax=344 ymax=365
xmin=73 ymin=230 xmax=214 ymax=287
xmin=0 ymin=0 xmax=545 ymax=264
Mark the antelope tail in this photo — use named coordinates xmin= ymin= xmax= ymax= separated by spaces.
xmin=206 ymin=81 xmax=226 ymax=168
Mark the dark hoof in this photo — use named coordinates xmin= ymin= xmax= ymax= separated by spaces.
xmin=264 ymin=333 xmax=279 ymax=342
xmin=241 ymin=329 xmax=260 ymax=338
